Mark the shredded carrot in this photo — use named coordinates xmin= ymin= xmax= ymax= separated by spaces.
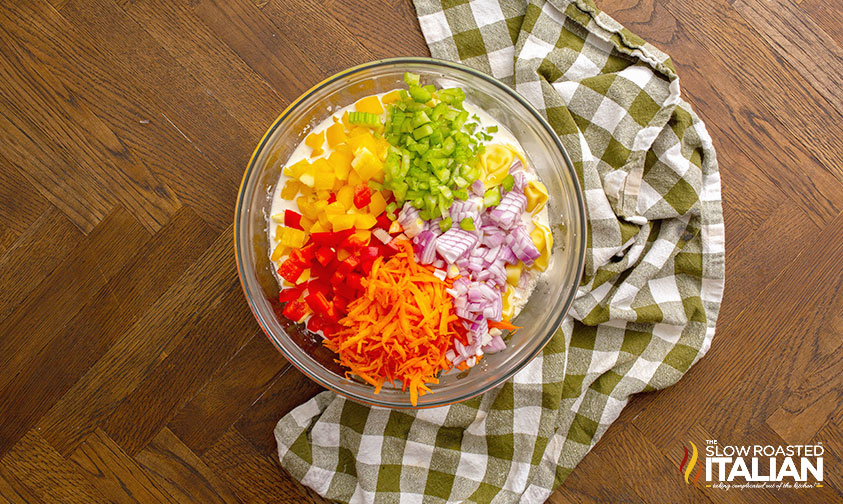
xmin=489 ymin=319 xmax=521 ymax=333
xmin=323 ymin=241 xmax=462 ymax=406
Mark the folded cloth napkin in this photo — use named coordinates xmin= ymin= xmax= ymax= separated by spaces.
xmin=275 ymin=1 xmax=725 ymax=502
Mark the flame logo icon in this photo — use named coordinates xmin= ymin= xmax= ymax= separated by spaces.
xmin=679 ymin=441 xmax=704 ymax=488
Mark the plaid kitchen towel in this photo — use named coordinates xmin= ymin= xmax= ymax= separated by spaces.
xmin=275 ymin=0 xmax=725 ymax=502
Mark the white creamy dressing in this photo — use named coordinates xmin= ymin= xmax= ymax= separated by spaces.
xmin=267 ymin=91 xmax=551 ymax=320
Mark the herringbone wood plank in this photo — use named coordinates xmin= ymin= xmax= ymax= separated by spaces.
xmin=0 ymin=0 xmax=840 ymax=502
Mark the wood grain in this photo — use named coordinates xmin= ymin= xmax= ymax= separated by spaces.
xmin=203 ymin=428 xmax=331 ymax=503
xmin=0 ymin=0 xmax=840 ymax=501
xmin=168 ymin=333 xmax=290 ymax=455
xmin=134 ymin=428 xmax=239 ymax=504
xmin=69 ymin=428 xmax=176 ymax=504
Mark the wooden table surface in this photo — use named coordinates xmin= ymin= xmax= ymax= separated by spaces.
xmin=1 ymin=0 xmax=841 ymax=502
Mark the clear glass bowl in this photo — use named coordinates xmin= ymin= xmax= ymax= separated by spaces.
xmin=235 ymin=57 xmax=586 ymax=408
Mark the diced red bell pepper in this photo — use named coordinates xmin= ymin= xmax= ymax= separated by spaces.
xmin=307 ymin=314 xmax=326 ymax=333
xmin=284 ymin=210 xmax=303 ymax=230
xmin=311 ymin=259 xmax=334 ymax=281
xmin=358 ymin=246 xmax=381 ymax=274
xmin=307 ymin=279 xmax=332 ymax=299
xmin=311 ymin=229 xmax=355 ymax=248
xmin=277 ymin=258 xmax=305 ymax=283
xmin=315 ymin=246 xmax=334 ymax=267
xmin=320 ymin=321 xmax=339 ymax=337
xmin=278 ymin=284 xmax=306 ymax=303
xmin=305 ymin=290 xmax=332 ymax=313
xmin=353 ymin=184 xmax=371 ymax=209
xmin=282 ymin=299 xmax=310 ymax=322
xmin=337 ymin=256 xmax=361 ymax=276
xmin=324 ymin=303 xmax=339 ymax=321
xmin=375 ymin=212 xmax=392 ymax=231
xmin=332 ymin=295 xmax=349 ymax=313
xmin=289 ymin=243 xmax=316 ymax=266
xmin=341 ymin=233 xmax=369 ymax=252
xmin=300 ymin=242 xmax=317 ymax=260
xmin=328 ymin=192 xmax=337 ymax=204
xmin=347 ymin=272 xmax=364 ymax=291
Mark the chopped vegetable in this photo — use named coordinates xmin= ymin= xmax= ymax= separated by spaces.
xmin=379 ymin=76 xmax=492 ymax=220
xmin=324 ymin=242 xmax=462 ymax=405
xmin=348 ymin=111 xmax=381 ymax=128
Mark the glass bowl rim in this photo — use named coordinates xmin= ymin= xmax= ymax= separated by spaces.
xmin=234 ymin=56 xmax=587 ymax=408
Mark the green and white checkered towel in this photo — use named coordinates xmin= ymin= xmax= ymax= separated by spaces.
xmin=275 ymin=0 xmax=725 ymax=502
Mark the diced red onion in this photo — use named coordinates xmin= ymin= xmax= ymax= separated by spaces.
xmin=507 ymin=225 xmax=541 ymax=264
xmin=489 ymin=192 xmax=527 ymax=230
xmin=512 ymin=171 xmax=527 ymax=192
xmin=471 ymin=179 xmax=485 ymax=196
xmin=483 ymin=334 xmax=507 ymax=354
xmin=373 ymin=228 xmax=392 ymax=244
xmin=413 ymin=230 xmax=437 ymax=264
xmin=397 ymin=204 xmax=424 ymax=238
xmin=498 ymin=245 xmax=517 ymax=265
xmin=434 ymin=228 xmax=478 ymax=264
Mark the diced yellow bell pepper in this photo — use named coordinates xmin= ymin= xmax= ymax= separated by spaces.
xmin=299 ymin=216 xmax=314 ymax=232
xmin=481 ymin=144 xmax=515 ymax=187
xmin=341 ymin=110 xmax=351 ymax=129
xmin=369 ymin=191 xmax=387 ymax=216
xmin=336 ymin=249 xmax=351 ymax=261
xmin=312 ymin=159 xmax=335 ymax=190
xmin=270 ymin=213 xmax=284 ymax=224
xmin=297 ymin=183 xmax=314 ymax=199
xmin=318 ymin=212 xmax=331 ymax=229
xmin=325 ymin=123 xmax=347 ymax=148
xmin=324 ymin=201 xmax=346 ymax=216
xmin=335 ymin=142 xmax=353 ymax=157
xmin=310 ymin=221 xmax=327 ymax=233
xmin=351 ymin=147 xmax=382 ymax=181
xmin=505 ymin=262 xmax=523 ymax=286
xmin=328 ymin=151 xmax=352 ymax=181
xmin=353 ymin=229 xmax=371 ymax=244
xmin=354 ymin=214 xmax=377 ymax=229
xmin=381 ymin=90 xmax=401 ymax=104
xmin=296 ymin=195 xmax=319 ymax=221
xmin=295 ymin=268 xmax=311 ymax=284
xmin=355 ymin=95 xmax=384 ymax=115
xmin=332 ymin=214 xmax=357 ymax=232
xmin=374 ymin=137 xmax=391 ymax=161
xmin=278 ymin=227 xmax=306 ymax=248
xmin=348 ymin=170 xmax=362 ymax=187
xmin=296 ymin=163 xmax=316 ymax=188
xmin=502 ymin=285 xmax=516 ymax=320
xmin=525 ymin=180 xmax=549 ymax=213
xmin=348 ymin=132 xmax=377 ymax=156
xmin=270 ymin=242 xmax=290 ymax=262
xmin=280 ymin=179 xmax=301 ymax=200
xmin=313 ymin=200 xmax=329 ymax=213
xmin=283 ymin=158 xmax=310 ymax=179
xmin=337 ymin=185 xmax=354 ymax=210
xmin=305 ymin=130 xmax=325 ymax=158
xmin=316 ymin=189 xmax=332 ymax=201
